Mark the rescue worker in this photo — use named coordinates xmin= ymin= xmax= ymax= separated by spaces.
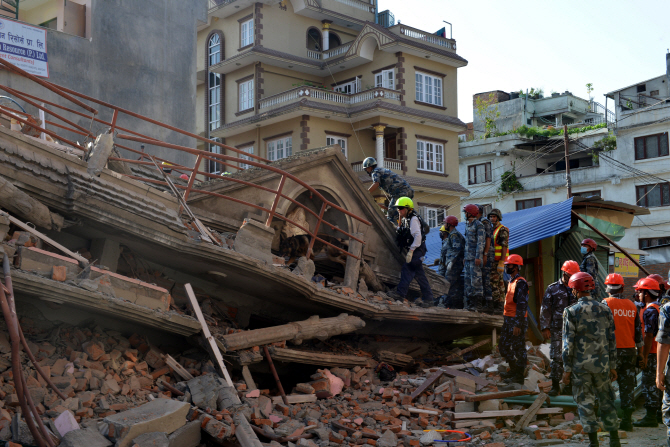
xmin=580 ymin=238 xmax=600 ymax=300
xmin=539 ymin=260 xmax=580 ymax=397
xmin=499 ymin=254 xmax=528 ymax=384
xmin=363 ymin=157 xmax=414 ymax=223
xmin=649 ymin=274 xmax=670 ymax=306
xmin=562 ymin=272 xmax=620 ymax=447
xmin=634 ymin=279 xmax=646 ymax=312
xmin=387 ymin=197 xmax=433 ymax=307
xmin=477 ymin=205 xmax=495 ymax=314
xmin=603 ymin=273 xmax=643 ymax=432
xmin=634 ymin=277 xmax=663 ymax=427
xmin=436 ymin=216 xmax=465 ymax=309
xmin=488 ymin=208 xmax=508 ymax=313
xmin=463 ymin=204 xmax=485 ymax=312
xmin=654 ymin=294 xmax=670 ymax=446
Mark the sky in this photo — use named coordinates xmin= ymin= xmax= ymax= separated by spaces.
xmin=378 ymin=0 xmax=670 ymax=124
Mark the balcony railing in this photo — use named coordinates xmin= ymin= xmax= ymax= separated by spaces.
xmin=307 ymin=43 xmax=352 ymax=60
xmin=308 ymin=0 xmax=374 ymax=12
xmin=258 ymin=86 xmax=401 ymax=110
xmin=393 ymin=24 xmax=456 ymax=51
xmin=208 ymin=0 xmax=237 ymax=12
xmin=351 ymin=158 xmax=403 ymax=172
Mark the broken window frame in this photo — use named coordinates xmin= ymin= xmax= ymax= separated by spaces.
xmin=416 ymin=140 xmax=443 ymax=173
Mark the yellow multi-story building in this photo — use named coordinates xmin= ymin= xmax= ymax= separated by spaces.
xmin=196 ymin=0 xmax=470 ymax=226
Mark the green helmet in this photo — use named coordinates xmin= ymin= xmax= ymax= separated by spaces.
xmin=488 ymin=208 xmax=502 ymax=221
xmin=394 ymin=196 xmax=414 ymax=210
xmin=363 ymin=157 xmax=377 ymax=169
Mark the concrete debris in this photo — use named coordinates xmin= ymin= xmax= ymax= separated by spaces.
xmin=60 ymin=427 xmax=112 ymax=447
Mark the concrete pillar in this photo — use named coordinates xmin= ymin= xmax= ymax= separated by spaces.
xmin=373 ymin=124 xmax=386 ymax=168
xmin=343 ymin=233 xmax=364 ymax=290
xmin=321 ymin=21 xmax=330 ymax=51
xmin=90 ymin=238 xmax=121 ymax=272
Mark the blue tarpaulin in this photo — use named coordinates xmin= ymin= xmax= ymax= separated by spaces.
xmin=425 ymin=198 xmax=574 ymax=271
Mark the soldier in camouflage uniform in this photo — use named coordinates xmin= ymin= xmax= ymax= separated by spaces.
xmin=499 ymin=254 xmax=528 ymax=384
xmin=603 ymin=273 xmax=643 ymax=431
xmin=635 ymin=277 xmax=663 ymax=427
xmin=436 ymin=216 xmax=465 ymax=309
xmin=462 ymin=204 xmax=485 ymax=312
xmin=363 ymin=157 xmax=414 ymax=223
xmin=654 ymin=296 xmax=670 ymax=446
xmin=562 ymin=272 xmax=620 ymax=447
xmin=488 ymin=209 xmax=508 ymax=313
xmin=580 ymin=238 xmax=600 ymax=301
xmin=540 ymin=260 xmax=579 ymax=396
xmin=476 ymin=205 xmax=495 ymax=314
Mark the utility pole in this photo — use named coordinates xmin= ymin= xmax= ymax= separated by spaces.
xmin=564 ymin=124 xmax=571 ymax=198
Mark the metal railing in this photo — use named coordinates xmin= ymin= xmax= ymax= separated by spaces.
xmin=351 ymin=158 xmax=403 ymax=172
xmin=619 ymin=93 xmax=670 ymax=111
xmin=306 ymin=43 xmax=352 ymax=60
xmin=326 ymin=0 xmax=374 ymax=12
xmin=396 ymin=25 xmax=456 ymax=50
xmin=208 ymin=0 xmax=237 ymax=12
xmin=0 ymin=57 xmax=371 ymax=260
xmin=258 ymin=86 xmax=401 ymax=110
xmin=588 ymin=100 xmax=615 ymax=123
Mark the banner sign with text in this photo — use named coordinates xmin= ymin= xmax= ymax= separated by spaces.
xmin=614 ymin=253 xmax=640 ymax=278
xmin=0 ymin=17 xmax=48 ymax=77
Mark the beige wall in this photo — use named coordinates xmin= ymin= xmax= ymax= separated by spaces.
xmin=307 ymin=116 xmax=375 ymax=162
xmin=225 ymin=65 xmax=255 ymax=118
xmin=20 ymin=0 xmax=59 ymax=27
xmin=403 ymin=54 xmax=458 ymax=118
xmin=196 ymin=6 xmax=256 ymax=73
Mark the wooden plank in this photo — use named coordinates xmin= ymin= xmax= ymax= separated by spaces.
xmin=465 ymin=390 xmax=536 ymax=402
xmin=185 ymin=283 xmax=234 ymax=387
xmin=163 ymin=354 xmax=193 ymax=381
xmin=270 ymin=347 xmax=371 ymax=368
xmin=409 ymin=369 xmax=444 ymax=402
xmin=445 ymin=337 xmax=492 ymax=361
xmin=440 ymin=365 xmax=493 ymax=387
xmin=446 ymin=407 xmax=562 ymax=420
xmin=515 ymin=392 xmax=548 ymax=431
xmin=451 ymin=419 xmax=497 ymax=429
xmin=271 ymin=394 xmax=317 ymax=405
xmin=408 ymin=407 xmax=439 ymax=415
xmin=242 ymin=365 xmax=257 ymax=391
xmin=3 ymin=211 xmax=88 ymax=265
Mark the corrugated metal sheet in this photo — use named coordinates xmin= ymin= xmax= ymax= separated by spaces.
xmin=425 ymin=198 xmax=574 ymax=271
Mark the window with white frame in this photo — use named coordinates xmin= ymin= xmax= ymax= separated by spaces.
xmin=375 ymin=69 xmax=394 ymax=90
xmin=208 ymin=35 xmax=222 ymax=131
xmin=239 ymin=146 xmax=254 ymax=170
xmin=468 ymin=162 xmax=492 ymax=185
xmin=416 ymin=140 xmax=444 ymax=173
xmin=241 ymin=19 xmax=254 ymax=47
xmin=209 ymin=137 xmax=223 ymax=174
xmin=424 ymin=207 xmax=445 ymax=228
xmin=239 ymin=79 xmax=254 ymax=111
xmin=326 ymin=135 xmax=347 ymax=158
xmin=415 ymin=72 xmax=442 ymax=106
xmin=334 ymin=77 xmax=360 ymax=94
xmin=267 ymin=136 xmax=293 ymax=161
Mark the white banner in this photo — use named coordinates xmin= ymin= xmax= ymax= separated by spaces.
xmin=0 ymin=17 xmax=48 ymax=78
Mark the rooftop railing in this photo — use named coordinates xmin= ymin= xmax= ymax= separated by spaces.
xmin=393 ymin=24 xmax=456 ymax=51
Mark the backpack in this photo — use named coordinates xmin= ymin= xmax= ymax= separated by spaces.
xmin=396 ymin=212 xmax=429 ymax=249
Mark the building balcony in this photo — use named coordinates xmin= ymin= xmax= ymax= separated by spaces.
xmin=258 ymin=86 xmax=401 ymax=110
xmin=292 ymin=0 xmax=374 ymax=29
xmin=387 ymin=24 xmax=457 ymax=52
xmin=306 ymin=42 xmax=352 ymax=60
xmin=351 ymin=158 xmax=403 ymax=173
xmin=208 ymin=0 xmax=281 ymax=19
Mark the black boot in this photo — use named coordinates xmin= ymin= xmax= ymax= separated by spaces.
xmin=473 ymin=295 xmax=484 ymax=312
xmin=561 ymin=383 xmax=573 ymax=396
xmin=619 ymin=407 xmax=634 ymax=432
xmin=547 ymin=379 xmax=560 ymax=397
xmin=609 ymin=431 xmax=621 ymax=447
xmin=587 ymin=432 xmax=599 ymax=447
xmin=633 ymin=407 xmax=659 ymax=427
xmin=658 ymin=408 xmax=663 ymax=424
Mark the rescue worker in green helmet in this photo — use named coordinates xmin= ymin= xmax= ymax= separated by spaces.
xmin=388 ymin=197 xmax=434 ymax=307
xmin=363 ymin=157 xmax=414 ymax=223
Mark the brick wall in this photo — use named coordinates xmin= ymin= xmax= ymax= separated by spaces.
xmin=472 ymin=90 xmax=510 ymax=107
xmin=608 ymin=262 xmax=670 ymax=291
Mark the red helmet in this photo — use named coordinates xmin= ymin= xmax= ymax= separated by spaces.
xmin=444 ymin=215 xmax=459 ymax=227
xmin=568 ymin=272 xmax=595 ymax=291
xmin=463 ymin=204 xmax=479 ymax=216
xmin=637 ymin=277 xmax=660 ymax=291
xmin=581 ymin=238 xmax=597 ymax=250
xmin=604 ymin=273 xmax=624 ymax=286
xmin=647 ymin=274 xmax=668 ymax=289
xmin=634 ymin=279 xmax=643 ymax=290
xmin=504 ymin=254 xmax=523 ymax=266
xmin=561 ymin=260 xmax=580 ymax=276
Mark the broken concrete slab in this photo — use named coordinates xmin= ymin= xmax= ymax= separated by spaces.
xmin=234 ymin=218 xmax=275 ymax=264
xmin=188 ymin=374 xmax=224 ymax=410
xmin=168 ymin=420 xmax=201 ymax=447
xmin=54 ymin=409 xmax=79 ymax=437
xmin=60 ymin=428 xmax=112 ymax=447
xmin=104 ymin=399 xmax=190 ymax=447
xmin=132 ymin=431 xmax=169 ymax=447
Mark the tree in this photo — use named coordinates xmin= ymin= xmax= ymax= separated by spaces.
xmin=475 ymin=92 xmax=500 ymax=138
xmin=586 ymin=83 xmax=594 ymax=101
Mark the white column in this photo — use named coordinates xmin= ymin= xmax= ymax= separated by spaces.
xmin=374 ymin=124 xmax=385 ymax=168
xmin=322 ymin=22 xmax=330 ymax=51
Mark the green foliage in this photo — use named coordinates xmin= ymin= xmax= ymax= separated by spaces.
xmin=591 ymin=132 xmax=617 ymax=162
xmin=586 ymin=83 xmax=594 ymax=100
xmin=513 ymin=122 xmax=607 ymax=138
xmin=518 ymin=88 xmax=544 ymax=99
xmin=498 ymin=166 xmax=524 ymax=195
xmin=475 ymin=92 xmax=501 ymax=138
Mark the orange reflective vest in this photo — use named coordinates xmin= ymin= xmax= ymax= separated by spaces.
xmin=504 ymin=276 xmax=528 ymax=318
xmin=604 ymin=297 xmax=638 ymax=349
xmin=643 ymin=302 xmax=660 ymax=355
xmin=493 ymin=224 xmax=508 ymax=261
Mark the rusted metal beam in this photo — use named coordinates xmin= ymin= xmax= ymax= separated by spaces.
xmin=263 ymin=345 xmax=288 ymax=406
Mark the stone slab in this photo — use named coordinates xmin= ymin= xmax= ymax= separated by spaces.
xmin=133 ymin=431 xmax=169 ymax=447
xmin=104 ymin=399 xmax=190 ymax=447
xmin=60 ymin=428 xmax=112 ymax=447
xmin=168 ymin=420 xmax=201 ymax=447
